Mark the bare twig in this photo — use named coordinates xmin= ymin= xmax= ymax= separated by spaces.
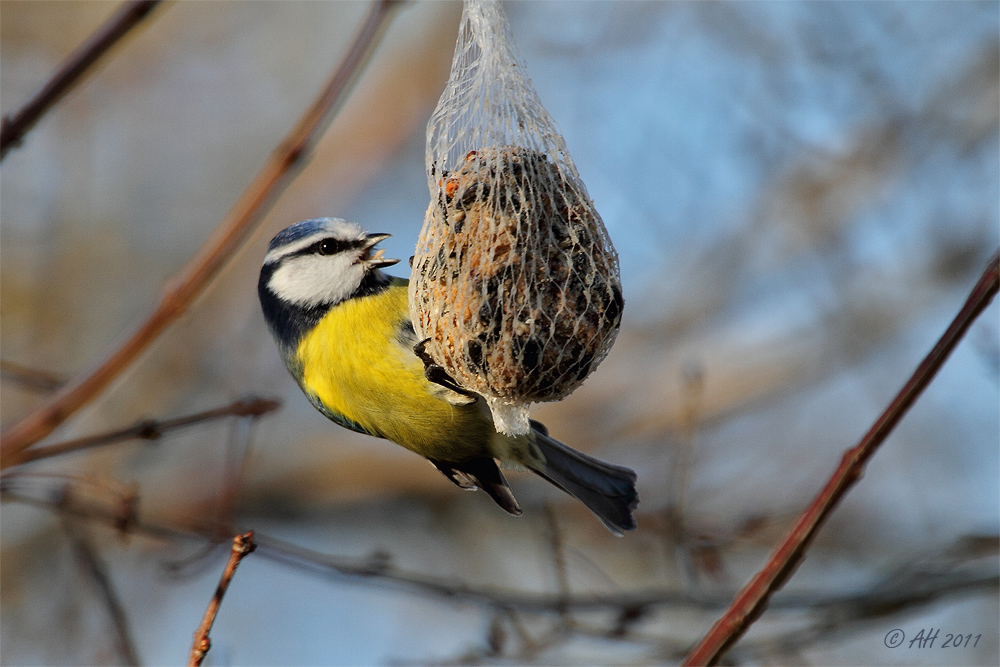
xmin=543 ymin=505 xmax=571 ymax=625
xmin=216 ymin=411 xmax=261 ymax=528
xmin=0 ymin=360 xmax=65 ymax=393
xmin=723 ymin=539 xmax=1000 ymax=662
xmin=61 ymin=513 xmax=142 ymax=666
xmin=0 ymin=0 xmax=164 ymax=160
xmin=8 ymin=396 xmax=280 ymax=466
xmin=3 ymin=485 xmax=996 ymax=625
xmin=682 ymin=251 xmax=1000 ymax=666
xmin=0 ymin=0 xmax=399 ymax=467
xmin=672 ymin=361 xmax=709 ymax=586
xmin=188 ymin=531 xmax=256 ymax=667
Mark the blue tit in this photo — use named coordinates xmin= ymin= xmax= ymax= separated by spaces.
xmin=258 ymin=217 xmax=638 ymax=534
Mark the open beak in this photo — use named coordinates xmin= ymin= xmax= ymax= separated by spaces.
xmin=360 ymin=233 xmax=400 ymax=268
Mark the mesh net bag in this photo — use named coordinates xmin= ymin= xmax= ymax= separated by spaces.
xmin=409 ymin=0 xmax=623 ymax=435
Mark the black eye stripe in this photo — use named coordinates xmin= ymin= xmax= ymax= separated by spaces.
xmin=290 ymin=237 xmax=364 ymax=258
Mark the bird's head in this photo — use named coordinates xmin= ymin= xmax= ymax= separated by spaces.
xmin=259 ymin=218 xmax=400 ymax=310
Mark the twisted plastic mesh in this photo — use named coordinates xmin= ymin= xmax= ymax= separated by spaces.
xmin=409 ymin=0 xmax=623 ymax=435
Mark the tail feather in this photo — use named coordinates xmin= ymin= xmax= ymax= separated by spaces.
xmin=530 ymin=429 xmax=639 ymax=535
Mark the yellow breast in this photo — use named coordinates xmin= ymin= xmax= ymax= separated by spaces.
xmin=296 ymin=281 xmax=493 ymax=461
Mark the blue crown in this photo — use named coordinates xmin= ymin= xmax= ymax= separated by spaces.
xmin=267 ymin=218 xmax=333 ymax=251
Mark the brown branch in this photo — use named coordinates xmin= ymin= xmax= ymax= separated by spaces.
xmin=0 ymin=360 xmax=65 ymax=393
xmin=61 ymin=513 xmax=142 ymax=667
xmin=188 ymin=531 xmax=256 ymax=667
xmin=0 ymin=0 xmax=164 ymax=160
xmin=682 ymin=250 xmax=1000 ymax=666
xmin=0 ymin=0 xmax=399 ymax=468
xmin=9 ymin=396 xmax=280 ymax=466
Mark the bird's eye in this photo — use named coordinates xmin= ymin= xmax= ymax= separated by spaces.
xmin=318 ymin=239 xmax=339 ymax=256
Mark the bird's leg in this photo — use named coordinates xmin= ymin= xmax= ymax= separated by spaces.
xmin=413 ymin=338 xmax=477 ymax=397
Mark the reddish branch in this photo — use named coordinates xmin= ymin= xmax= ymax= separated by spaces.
xmin=0 ymin=0 xmax=164 ymax=160
xmin=188 ymin=531 xmax=257 ymax=667
xmin=0 ymin=0 xmax=398 ymax=466
xmin=682 ymin=251 xmax=1000 ymax=666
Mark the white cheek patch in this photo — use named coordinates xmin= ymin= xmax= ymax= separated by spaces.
xmin=268 ymin=254 xmax=364 ymax=307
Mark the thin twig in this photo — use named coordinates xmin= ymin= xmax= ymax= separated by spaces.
xmin=682 ymin=251 xmax=1000 ymax=666
xmin=673 ymin=361 xmax=708 ymax=586
xmin=216 ymin=411 xmax=260 ymax=528
xmin=543 ymin=504 xmax=571 ymax=625
xmin=61 ymin=512 xmax=142 ymax=666
xmin=0 ymin=360 xmax=65 ymax=394
xmin=502 ymin=608 xmax=541 ymax=657
xmin=241 ymin=531 xmax=1000 ymax=617
xmin=3 ymin=486 xmax=996 ymax=622
xmin=0 ymin=0 xmax=164 ymax=160
xmin=188 ymin=531 xmax=256 ymax=667
xmin=724 ymin=539 xmax=999 ymax=663
xmin=9 ymin=396 xmax=280 ymax=466
xmin=0 ymin=0 xmax=400 ymax=467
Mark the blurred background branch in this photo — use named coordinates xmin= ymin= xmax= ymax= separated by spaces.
xmin=4 ymin=481 xmax=995 ymax=620
xmin=0 ymin=0 xmax=164 ymax=160
xmin=0 ymin=360 xmax=64 ymax=394
xmin=61 ymin=511 xmax=141 ymax=667
xmin=0 ymin=0 xmax=399 ymax=464
xmin=7 ymin=395 xmax=279 ymax=466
